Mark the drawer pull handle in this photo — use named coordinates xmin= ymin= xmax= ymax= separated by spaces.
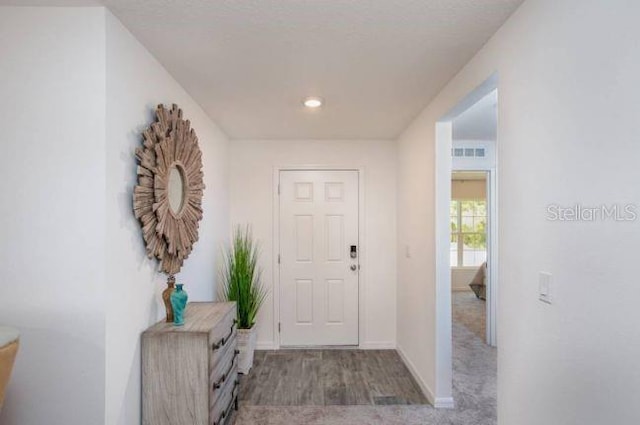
xmin=212 ymin=350 xmax=240 ymax=390
xmin=212 ymin=320 xmax=237 ymax=351
xmin=213 ymin=392 xmax=238 ymax=425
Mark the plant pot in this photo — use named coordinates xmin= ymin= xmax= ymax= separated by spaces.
xmin=236 ymin=326 xmax=257 ymax=374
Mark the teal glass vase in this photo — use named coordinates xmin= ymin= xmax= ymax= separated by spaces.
xmin=170 ymin=284 xmax=188 ymax=326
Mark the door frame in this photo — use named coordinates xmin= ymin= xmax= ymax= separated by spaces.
xmin=434 ymin=73 xmax=499 ymax=405
xmin=272 ymin=165 xmax=366 ymax=349
xmin=486 ymin=168 xmax=498 ymax=346
xmin=450 ymin=168 xmax=498 ymax=346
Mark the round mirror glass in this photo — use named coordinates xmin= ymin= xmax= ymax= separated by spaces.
xmin=168 ymin=165 xmax=185 ymax=215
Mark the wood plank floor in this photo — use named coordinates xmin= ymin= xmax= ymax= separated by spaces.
xmin=235 ymin=293 xmax=497 ymax=424
xmin=238 ymin=350 xmax=428 ymax=406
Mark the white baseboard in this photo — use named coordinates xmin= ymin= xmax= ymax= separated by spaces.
xmin=396 ymin=344 xmax=435 ymax=405
xmin=258 ymin=341 xmax=396 ymax=350
xmin=396 ymin=344 xmax=455 ymax=409
xmin=359 ymin=341 xmax=396 ymax=350
xmin=256 ymin=341 xmax=278 ymax=350
xmin=434 ymin=397 xmax=455 ymax=408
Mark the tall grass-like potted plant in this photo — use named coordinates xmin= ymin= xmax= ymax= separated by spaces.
xmin=220 ymin=225 xmax=268 ymax=374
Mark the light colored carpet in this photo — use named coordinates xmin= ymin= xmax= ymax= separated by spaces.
xmin=452 ymin=290 xmax=487 ymax=341
xmin=235 ymin=292 xmax=496 ymax=424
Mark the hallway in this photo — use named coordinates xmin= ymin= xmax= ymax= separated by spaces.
xmin=235 ymin=292 xmax=496 ymax=424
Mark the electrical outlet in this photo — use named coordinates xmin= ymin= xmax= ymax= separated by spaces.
xmin=539 ymin=272 xmax=552 ymax=304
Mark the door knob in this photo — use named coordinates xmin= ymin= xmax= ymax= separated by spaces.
xmin=350 ymin=264 xmax=357 ymax=271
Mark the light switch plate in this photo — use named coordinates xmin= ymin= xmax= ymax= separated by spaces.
xmin=539 ymin=272 xmax=552 ymax=304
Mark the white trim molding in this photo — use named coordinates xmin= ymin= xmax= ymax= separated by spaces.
xmin=256 ymin=341 xmax=278 ymax=350
xmin=434 ymin=397 xmax=455 ymax=409
xmin=398 ymin=344 xmax=447 ymax=408
xmin=432 ymin=73 xmax=499 ymax=403
xmin=358 ymin=341 xmax=396 ymax=350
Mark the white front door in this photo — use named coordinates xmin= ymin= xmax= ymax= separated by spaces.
xmin=279 ymin=170 xmax=359 ymax=346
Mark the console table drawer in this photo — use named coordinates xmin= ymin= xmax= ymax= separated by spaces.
xmin=210 ymin=364 xmax=239 ymax=425
xmin=209 ymin=310 xmax=237 ymax=368
xmin=210 ymin=338 xmax=238 ymax=405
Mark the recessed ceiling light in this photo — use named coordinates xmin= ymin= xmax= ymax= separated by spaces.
xmin=303 ymin=97 xmax=323 ymax=109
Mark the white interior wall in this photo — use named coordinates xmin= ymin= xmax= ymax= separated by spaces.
xmin=452 ymin=91 xmax=497 ymax=141
xmin=105 ymin=11 xmax=229 ymax=425
xmin=0 ymin=7 xmax=106 ymax=425
xmin=229 ymin=139 xmax=397 ymax=349
xmin=397 ymin=0 xmax=640 ymax=423
xmin=451 ymin=268 xmax=477 ymax=292
xmin=0 ymin=7 xmax=230 ymax=425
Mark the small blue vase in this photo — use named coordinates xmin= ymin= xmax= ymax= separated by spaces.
xmin=170 ymin=284 xmax=188 ymax=326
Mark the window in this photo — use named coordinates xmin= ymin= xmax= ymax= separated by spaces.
xmin=450 ymin=200 xmax=487 ymax=267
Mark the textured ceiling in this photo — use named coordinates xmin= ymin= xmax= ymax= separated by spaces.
xmin=1 ymin=0 xmax=523 ymax=139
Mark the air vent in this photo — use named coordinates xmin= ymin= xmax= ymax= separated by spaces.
xmin=451 ymin=146 xmax=486 ymax=158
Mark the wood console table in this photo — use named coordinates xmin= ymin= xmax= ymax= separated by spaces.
xmin=142 ymin=302 xmax=238 ymax=425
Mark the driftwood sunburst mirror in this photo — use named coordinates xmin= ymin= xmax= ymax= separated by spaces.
xmin=133 ymin=104 xmax=205 ymax=275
